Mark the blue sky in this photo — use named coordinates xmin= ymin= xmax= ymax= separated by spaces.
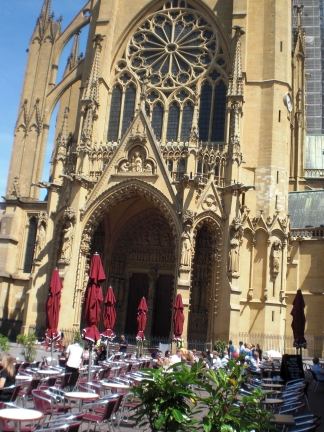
xmin=0 ymin=0 xmax=88 ymax=200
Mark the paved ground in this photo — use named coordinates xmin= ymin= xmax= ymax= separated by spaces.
xmin=7 ymin=343 xmax=324 ymax=431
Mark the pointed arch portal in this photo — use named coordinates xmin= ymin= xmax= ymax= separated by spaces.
xmin=85 ymin=202 xmax=176 ymax=339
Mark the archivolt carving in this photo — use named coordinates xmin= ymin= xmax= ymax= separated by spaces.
xmin=76 ymin=179 xmax=181 ymax=301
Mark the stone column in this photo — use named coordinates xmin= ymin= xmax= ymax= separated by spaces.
xmin=146 ymin=267 xmax=157 ymax=337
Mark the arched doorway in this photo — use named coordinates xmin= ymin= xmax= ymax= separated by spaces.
xmin=188 ymin=224 xmax=218 ymax=341
xmin=87 ymin=205 xmax=175 ymax=338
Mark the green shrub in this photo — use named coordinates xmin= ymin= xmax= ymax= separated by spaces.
xmin=16 ymin=333 xmax=37 ymax=362
xmin=213 ymin=340 xmax=227 ymax=354
xmin=0 ymin=334 xmax=10 ymax=355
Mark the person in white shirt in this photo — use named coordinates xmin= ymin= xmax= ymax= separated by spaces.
xmin=65 ymin=339 xmax=84 ymax=380
xmin=170 ymin=349 xmax=182 ymax=364
xmin=250 ymin=351 xmax=261 ymax=374
xmin=212 ymin=351 xmax=222 ymax=369
xmin=220 ymin=350 xmax=229 ymax=368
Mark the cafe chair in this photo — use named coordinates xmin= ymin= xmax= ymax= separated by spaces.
xmin=54 ymin=373 xmax=72 ymax=391
xmin=40 ymin=377 xmax=57 ymax=389
xmin=32 ymin=389 xmax=72 ymax=423
xmin=82 ymin=398 xmax=117 ymax=432
xmin=5 ymin=384 xmax=23 ymax=404
xmin=309 ymin=371 xmax=324 ymax=393
xmin=18 ymin=378 xmax=41 ymax=407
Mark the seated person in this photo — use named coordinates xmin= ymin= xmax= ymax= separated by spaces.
xmin=97 ymin=344 xmax=107 ymax=361
xmin=312 ymin=357 xmax=324 ymax=381
xmin=212 ymin=351 xmax=222 ymax=369
xmin=250 ymin=351 xmax=261 ymax=374
xmin=199 ymin=351 xmax=211 ymax=369
xmin=0 ymin=353 xmax=16 ymax=401
xmin=186 ymin=351 xmax=195 ymax=367
xmin=151 ymin=351 xmax=163 ymax=369
xmin=220 ymin=350 xmax=229 ymax=369
xmin=170 ymin=349 xmax=182 ymax=364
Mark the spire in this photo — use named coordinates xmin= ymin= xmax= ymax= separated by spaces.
xmin=293 ymin=5 xmax=305 ymax=56
xmin=227 ymin=26 xmax=245 ymax=98
xmin=80 ymin=34 xmax=105 ymax=145
xmin=55 ymin=107 xmax=70 ymax=164
xmin=38 ymin=0 xmax=51 ymax=38
xmin=64 ymin=32 xmax=81 ymax=76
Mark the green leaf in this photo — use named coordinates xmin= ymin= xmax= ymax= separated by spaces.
xmin=172 ymin=408 xmax=185 ymax=423
xmin=154 ymin=413 xmax=167 ymax=429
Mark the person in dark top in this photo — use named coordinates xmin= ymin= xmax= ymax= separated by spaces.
xmin=97 ymin=344 xmax=107 ymax=361
xmin=119 ymin=335 xmax=128 ymax=354
xmin=0 ymin=353 xmax=16 ymax=401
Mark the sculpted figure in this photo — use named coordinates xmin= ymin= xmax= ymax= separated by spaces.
xmin=60 ymin=222 xmax=74 ymax=260
xmin=34 ymin=224 xmax=46 ymax=257
xmin=228 ymin=232 xmax=240 ymax=273
xmin=180 ymin=224 xmax=192 ymax=267
xmin=271 ymin=240 xmax=281 ymax=278
xmin=133 ymin=151 xmax=143 ymax=172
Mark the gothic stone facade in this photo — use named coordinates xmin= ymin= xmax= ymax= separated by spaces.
xmin=1 ymin=0 xmax=323 ymax=350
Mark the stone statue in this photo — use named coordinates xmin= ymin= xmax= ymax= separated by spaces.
xmin=34 ymin=224 xmax=46 ymax=257
xmin=228 ymin=232 xmax=240 ymax=273
xmin=271 ymin=240 xmax=281 ymax=278
xmin=60 ymin=222 xmax=74 ymax=260
xmin=180 ymin=224 xmax=192 ymax=267
xmin=133 ymin=151 xmax=143 ymax=172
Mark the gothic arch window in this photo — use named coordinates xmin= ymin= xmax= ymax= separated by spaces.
xmin=107 ymin=85 xmax=122 ymax=142
xmin=121 ymin=84 xmax=136 ymax=135
xmin=180 ymin=102 xmax=194 ymax=141
xmin=23 ymin=216 xmax=37 ymax=273
xmin=152 ymin=102 xmax=164 ymax=139
xmin=109 ymin=1 xmax=228 ymax=144
xmin=166 ymin=103 xmax=180 ymax=141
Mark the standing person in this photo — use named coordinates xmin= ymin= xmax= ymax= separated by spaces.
xmin=237 ymin=341 xmax=245 ymax=356
xmin=228 ymin=340 xmax=235 ymax=359
xmin=255 ymin=343 xmax=262 ymax=360
xmin=119 ymin=335 xmax=128 ymax=354
xmin=0 ymin=353 xmax=16 ymax=401
xmin=65 ymin=339 xmax=84 ymax=381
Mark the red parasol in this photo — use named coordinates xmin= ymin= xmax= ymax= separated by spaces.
xmin=100 ymin=286 xmax=116 ymax=340
xmin=173 ymin=294 xmax=185 ymax=341
xmin=45 ymin=268 xmax=62 ymax=341
xmin=136 ymin=297 xmax=148 ymax=341
xmin=291 ymin=289 xmax=307 ymax=349
xmin=82 ymin=253 xmax=105 ymax=344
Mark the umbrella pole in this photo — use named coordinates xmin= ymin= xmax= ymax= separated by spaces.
xmin=51 ymin=341 xmax=53 ymax=366
xmin=88 ymin=342 xmax=93 ymax=383
xmin=106 ymin=339 xmax=109 ymax=361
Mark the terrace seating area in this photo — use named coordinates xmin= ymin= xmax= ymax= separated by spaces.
xmin=0 ymin=355 xmax=323 ymax=432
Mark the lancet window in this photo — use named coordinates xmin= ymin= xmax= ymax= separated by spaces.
xmin=107 ymin=1 xmax=228 ymax=145
xmin=23 ymin=216 xmax=37 ymax=273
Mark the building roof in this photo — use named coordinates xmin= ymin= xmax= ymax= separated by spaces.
xmin=289 ymin=190 xmax=324 ymax=228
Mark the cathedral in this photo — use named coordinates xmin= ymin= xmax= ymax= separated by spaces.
xmin=0 ymin=0 xmax=323 ymax=354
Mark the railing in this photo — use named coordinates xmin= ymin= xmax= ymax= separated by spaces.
xmin=27 ymin=326 xmax=324 ymax=358
xmin=304 ymin=169 xmax=324 ymax=178
xmin=238 ymin=332 xmax=324 ymax=358
xmin=291 ymin=228 xmax=324 ymax=238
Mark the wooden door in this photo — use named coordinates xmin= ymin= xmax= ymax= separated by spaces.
xmin=152 ymin=274 xmax=174 ymax=338
xmin=125 ymin=273 xmax=149 ymax=335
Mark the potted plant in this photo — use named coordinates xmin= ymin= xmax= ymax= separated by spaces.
xmin=132 ymin=362 xmax=203 ymax=431
xmin=199 ymin=359 xmax=275 ymax=431
xmin=16 ymin=333 xmax=38 ymax=362
xmin=0 ymin=334 xmax=11 ymax=356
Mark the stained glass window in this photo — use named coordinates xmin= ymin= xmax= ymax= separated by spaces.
xmin=23 ymin=217 xmax=37 ymax=273
xmin=198 ymin=82 xmax=212 ymax=141
xmin=107 ymin=85 xmax=122 ymax=141
xmin=152 ymin=102 xmax=164 ymax=139
xmin=166 ymin=103 xmax=180 ymax=141
xmin=211 ymin=81 xmax=227 ymax=141
xmin=121 ymin=84 xmax=136 ymax=136
xmin=180 ymin=102 xmax=194 ymax=141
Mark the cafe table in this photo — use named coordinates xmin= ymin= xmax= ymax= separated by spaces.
xmin=261 ymin=383 xmax=284 ymax=390
xmin=99 ymin=381 xmax=130 ymax=393
xmin=0 ymin=408 xmax=43 ymax=432
xmin=262 ymin=398 xmax=284 ymax=412
xmin=63 ymin=391 xmax=99 ymax=411
xmin=37 ymin=369 xmax=61 ymax=376
xmin=271 ymin=414 xmax=295 ymax=428
xmin=262 ymin=377 xmax=284 ymax=383
xmin=15 ymin=375 xmax=32 ymax=381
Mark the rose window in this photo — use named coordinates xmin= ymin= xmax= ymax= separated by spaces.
xmin=127 ymin=9 xmax=217 ymax=88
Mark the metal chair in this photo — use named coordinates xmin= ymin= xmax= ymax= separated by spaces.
xmin=82 ymin=398 xmax=117 ymax=432
xmin=18 ymin=378 xmax=41 ymax=407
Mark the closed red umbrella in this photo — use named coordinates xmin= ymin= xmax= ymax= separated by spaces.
xmin=136 ymin=297 xmax=148 ymax=341
xmin=82 ymin=253 xmax=105 ymax=344
xmin=45 ymin=268 xmax=62 ymax=341
xmin=291 ymin=289 xmax=307 ymax=350
xmin=173 ymin=294 xmax=185 ymax=341
xmin=101 ymin=286 xmax=116 ymax=340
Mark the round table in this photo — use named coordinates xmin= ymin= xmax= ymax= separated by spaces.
xmin=37 ymin=370 xmax=61 ymax=375
xmin=16 ymin=375 xmax=32 ymax=381
xmin=100 ymin=381 xmax=130 ymax=393
xmin=63 ymin=391 xmax=99 ymax=410
xmin=262 ymin=398 xmax=284 ymax=412
xmin=0 ymin=408 xmax=43 ymax=432
xmin=261 ymin=383 xmax=284 ymax=390
xmin=262 ymin=377 xmax=284 ymax=383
